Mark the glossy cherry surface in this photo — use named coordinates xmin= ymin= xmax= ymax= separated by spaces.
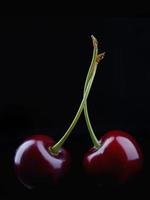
xmin=83 ymin=130 xmax=143 ymax=183
xmin=14 ymin=135 xmax=70 ymax=189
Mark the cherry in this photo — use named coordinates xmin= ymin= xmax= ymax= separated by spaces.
xmin=14 ymin=134 xmax=70 ymax=189
xmin=83 ymin=130 xmax=143 ymax=183
xmin=82 ymin=38 xmax=143 ymax=184
xmin=14 ymin=35 xmax=105 ymax=189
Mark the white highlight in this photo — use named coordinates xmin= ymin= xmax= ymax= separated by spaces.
xmin=87 ymin=137 xmax=114 ymax=161
xmin=37 ymin=141 xmax=62 ymax=169
xmin=15 ymin=140 xmax=35 ymax=165
xmin=116 ymin=137 xmax=139 ymax=161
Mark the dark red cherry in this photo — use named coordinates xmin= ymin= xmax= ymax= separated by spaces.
xmin=83 ymin=130 xmax=143 ymax=184
xmin=14 ymin=135 xmax=70 ymax=189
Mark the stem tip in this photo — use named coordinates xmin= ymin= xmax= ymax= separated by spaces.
xmin=96 ymin=52 xmax=105 ymax=63
xmin=91 ymin=35 xmax=98 ymax=48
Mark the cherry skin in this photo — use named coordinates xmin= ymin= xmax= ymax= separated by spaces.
xmin=83 ymin=130 xmax=143 ymax=184
xmin=14 ymin=135 xmax=70 ymax=189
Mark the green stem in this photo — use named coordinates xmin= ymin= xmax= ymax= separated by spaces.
xmin=83 ymin=36 xmax=105 ymax=149
xmin=50 ymin=60 xmax=99 ymax=154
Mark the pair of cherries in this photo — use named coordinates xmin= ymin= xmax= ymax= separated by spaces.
xmin=14 ymin=36 xmax=143 ymax=189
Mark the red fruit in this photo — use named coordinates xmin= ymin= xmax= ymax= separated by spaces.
xmin=83 ymin=130 xmax=143 ymax=183
xmin=14 ymin=135 xmax=70 ymax=189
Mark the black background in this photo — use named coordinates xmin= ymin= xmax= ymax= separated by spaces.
xmin=0 ymin=16 xmax=150 ymax=199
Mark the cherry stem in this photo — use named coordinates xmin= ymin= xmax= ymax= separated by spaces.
xmin=83 ymin=35 xmax=105 ymax=149
xmin=50 ymin=38 xmax=100 ymax=154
